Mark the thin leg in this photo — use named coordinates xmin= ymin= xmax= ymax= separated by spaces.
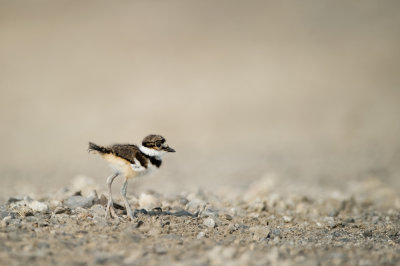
xmin=105 ymin=172 xmax=119 ymax=219
xmin=121 ymin=178 xmax=135 ymax=220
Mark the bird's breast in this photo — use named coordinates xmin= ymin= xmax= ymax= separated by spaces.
xmin=101 ymin=153 xmax=159 ymax=179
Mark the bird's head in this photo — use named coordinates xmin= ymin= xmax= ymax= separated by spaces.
xmin=141 ymin=134 xmax=176 ymax=156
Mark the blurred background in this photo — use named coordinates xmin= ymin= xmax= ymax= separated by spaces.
xmin=1 ymin=0 xmax=399 ymax=202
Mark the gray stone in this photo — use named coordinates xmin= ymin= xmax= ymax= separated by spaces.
xmin=201 ymin=207 xmax=219 ymax=218
xmin=64 ymin=196 xmax=94 ymax=209
xmin=223 ymin=214 xmax=233 ymax=221
xmin=154 ymin=244 xmax=167 ymax=254
xmin=272 ymin=229 xmax=281 ymax=237
xmin=7 ymin=195 xmax=33 ymax=204
xmin=54 ymin=206 xmax=71 ymax=214
xmin=0 ymin=210 xmax=10 ymax=220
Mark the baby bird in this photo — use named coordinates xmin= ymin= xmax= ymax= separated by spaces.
xmin=88 ymin=134 xmax=175 ymax=219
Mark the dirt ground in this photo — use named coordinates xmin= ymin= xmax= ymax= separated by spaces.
xmin=1 ymin=175 xmax=399 ymax=266
xmin=1 ymin=1 xmax=400 ymax=265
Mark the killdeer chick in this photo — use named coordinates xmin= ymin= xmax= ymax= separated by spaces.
xmin=88 ymin=134 xmax=175 ymax=219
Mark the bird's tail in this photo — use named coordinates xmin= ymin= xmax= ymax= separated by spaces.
xmin=88 ymin=142 xmax=111 ymax=154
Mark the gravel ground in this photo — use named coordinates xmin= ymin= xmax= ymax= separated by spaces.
xmin=1 ymin=176 xmax=399 ymax=266
xmin=1 ymin=2 xmax=400 ymax=266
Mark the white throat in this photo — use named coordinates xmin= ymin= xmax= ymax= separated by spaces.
xmin=139 ymin=146 xmax=166 ymax=158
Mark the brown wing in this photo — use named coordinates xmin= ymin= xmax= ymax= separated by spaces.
xmin=108 ymin=144 xmax=148 ymax=168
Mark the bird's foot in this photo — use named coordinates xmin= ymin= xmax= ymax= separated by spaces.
xmin=105 ymin=203 xmax=119 ymax=219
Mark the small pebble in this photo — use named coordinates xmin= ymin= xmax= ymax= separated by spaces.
xmin=154 ymin=244 xmax=167 ymax=254
xmin=224 ymin=214 xmax=233 ymax=221
xmin=250 ymin=226 xmax=270 ymax=241
xmin=203 ymin=217 xmax=216 ymax=228
xmin=283 ymin=216 xmax=292 ymax=222
xmin=29 ymin=201 xmax=49 ymax=212
xmin=272 ymin=229 xmax=281 ymax=237
xmin=54 ymin=206 xmax=71 ymax=215
xmin=64 ymin=196 xmax=94 ymax=209
xmin=197 ymin=231 xmax=206 ymax=239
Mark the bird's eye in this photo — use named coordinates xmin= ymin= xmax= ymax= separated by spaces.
xmin=156 ymin=143 xmax=161 ymax=148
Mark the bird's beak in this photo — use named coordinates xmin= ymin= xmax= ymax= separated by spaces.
xmin=165 ymin=146 xmax=176 ymax=152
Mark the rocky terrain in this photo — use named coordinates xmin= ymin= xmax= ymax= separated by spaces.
xmin=1 ymin=1 xmax=400 ymax=266
xmin=1 ymin=176 xmax=399 ymax=266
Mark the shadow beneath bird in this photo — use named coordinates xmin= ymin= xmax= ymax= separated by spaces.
xmin=134 ymin=207 xmax=195 ymax=217
xmin=112 ymin=203 xmax=195 ymax=217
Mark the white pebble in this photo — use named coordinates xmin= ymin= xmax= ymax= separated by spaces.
xmin=197 ymin=232 xmax=205 ymax=239
xmin=29 ymin=201 xmax=49 ymax=212
xmin=283 ymin=216 xmax=292 ymax=222
xmin=203 ymin=217 xmax=216 ymax=228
